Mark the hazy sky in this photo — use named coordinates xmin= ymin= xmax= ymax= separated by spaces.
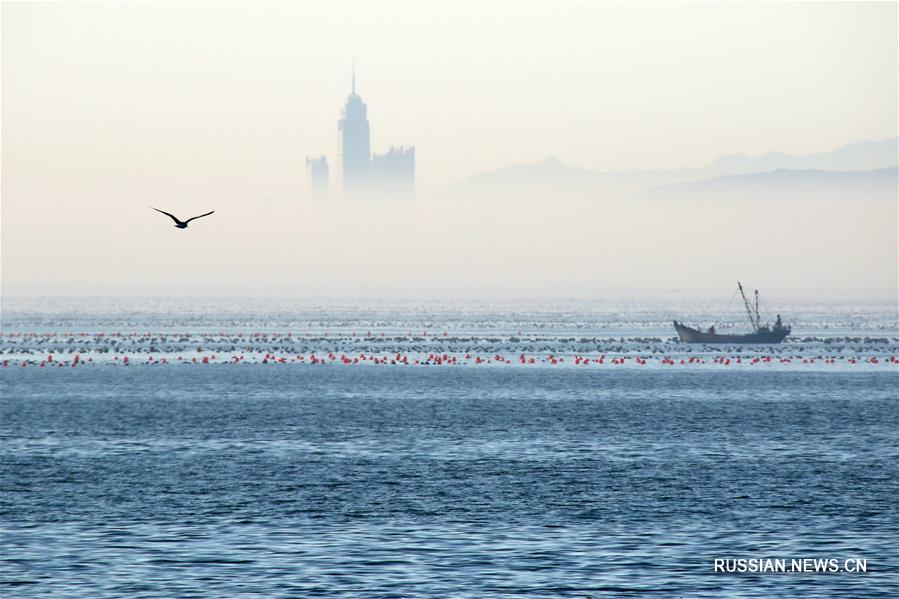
xmin=2 ymin=2 xmax=897 ymax=296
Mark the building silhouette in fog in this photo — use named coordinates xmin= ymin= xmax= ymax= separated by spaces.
xmin=337 ymin=66 xmax=371 ymax=197
xmin=305 ymin=156 xmax=329 ymax=198
xmin=371 ymin=146 xmax=415 ymax=197
xmin=310 ymin=64 xmax=414 ymax=200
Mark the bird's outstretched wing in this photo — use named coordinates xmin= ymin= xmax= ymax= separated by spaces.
xmin=152 ymin=207 xmax=183 ymax=225
xmin=184 ymin=210 xmax=215 ymax=224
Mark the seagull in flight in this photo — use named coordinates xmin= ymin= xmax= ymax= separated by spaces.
xmin=152 ymin=207 xmax=215 ymax=229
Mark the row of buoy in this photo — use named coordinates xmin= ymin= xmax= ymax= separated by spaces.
xmin=1 ymin=331 xmax=453 ymax=338
xmin=4 ymin=331 xmax=894 ymax=341
xmin=4 ymin=353 xmax=896 ymax=368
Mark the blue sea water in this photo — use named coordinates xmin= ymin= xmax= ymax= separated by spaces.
xmin=1 ymin=298 xmax=897 ymax=597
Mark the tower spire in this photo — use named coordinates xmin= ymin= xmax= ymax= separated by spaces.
xmin=352 ymin=59 xmax=356 ymax=94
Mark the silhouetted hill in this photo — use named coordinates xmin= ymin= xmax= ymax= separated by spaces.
xmin=448 ymin=138 xmax=898 ymax=197
xmin=636 ymin=167 xmax=897 ymax=200
xmin=707 ymin=138 xmax=898 ymax=176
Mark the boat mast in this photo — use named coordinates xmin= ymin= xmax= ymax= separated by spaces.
xmin=738 ymin=281 xmax=758 ymax=332
xmin=754 ymin=289 xmax=761 ymax=329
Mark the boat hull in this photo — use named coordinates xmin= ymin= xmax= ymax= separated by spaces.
xmin=673 ymin=321 xmax=789 ymax=344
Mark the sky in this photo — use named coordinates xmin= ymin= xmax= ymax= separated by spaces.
xmin=2 ymin=1 xmax=897 ymax=297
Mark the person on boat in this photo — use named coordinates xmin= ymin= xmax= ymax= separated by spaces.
xmin=774 ymin=314 xmax=783 ymax=330
xmin=707 ymin=325 xmax=716 ymax=335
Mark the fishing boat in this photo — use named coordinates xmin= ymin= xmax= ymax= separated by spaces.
xmin=673 ymin=282 xmax=790 ymax=344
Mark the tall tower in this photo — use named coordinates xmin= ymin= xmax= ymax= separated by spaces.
xmin=338 ymin=62 xmax=370 ymax=197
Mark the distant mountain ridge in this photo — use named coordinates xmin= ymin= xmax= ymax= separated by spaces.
xmin=448 ymin=137 xmax=898 ymax=196
xmin=636 ymin=166 xmax=898 ymax=199
xmin=707 ymin=138 xmax=898 ymax=175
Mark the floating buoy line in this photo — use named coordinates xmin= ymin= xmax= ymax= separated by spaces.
xmin=1 ymin=331 xmax=896 ymax=370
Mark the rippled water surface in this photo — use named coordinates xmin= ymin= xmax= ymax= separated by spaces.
xmin=2 ymin=298 xmax=897 ymax=597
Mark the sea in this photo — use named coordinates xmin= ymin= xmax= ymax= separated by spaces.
xmin=1 ymin=296 xmax=897 ymax=597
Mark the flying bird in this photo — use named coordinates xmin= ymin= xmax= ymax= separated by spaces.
xmin=152 ymin=207 xmax=215 ymax=229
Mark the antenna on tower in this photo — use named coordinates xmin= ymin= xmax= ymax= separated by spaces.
xmin=352 ymin=58 xmax=356 ymax=94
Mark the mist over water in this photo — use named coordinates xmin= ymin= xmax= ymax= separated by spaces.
xmin=3 ymin=3 xmax=896 ymax=296
xmin=4 ymin=182 xmax=895 ymax=296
